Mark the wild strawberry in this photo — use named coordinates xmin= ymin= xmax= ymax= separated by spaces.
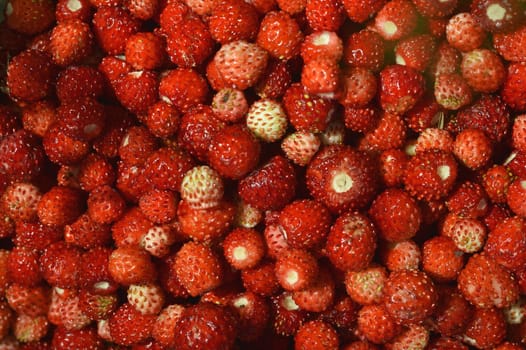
xmin=309 ymin=0 xmax=346 ymax=31
xmin=5 ymin=0 xmax=55 ymax=35
xmin=293 ymin=264 xmax=335 ymax=311
xmin=51 ymin=326 xmax=103 ymax=350
xmin=325 ymin=211 xmax=377 ymax=271
xmin=56 ymin=164 xmax=81 ymax=189
xmin=395 ymin=34 xmax=437 ymax=71
xmin=13 ymin=314 xmax=48 ymax=343
xmin=111 ymin=206 xmax=153 ymax=248
xmin=460 ymin=49 xmax=505 ymax=93
xmin=1 ymin=182 xmax=41 ymax=223
xmin=87 ymin=185 xmax=126 ymax=225
xmin=127 ymin=283 xmax=165 ymax=315
xmin=37 ymin=186 xmax=83 ymax=227
xmin=13 ymin=222 xmax=62 ymax=251
xmin=6 ymin=284 xmax=49 ymax=317
xmin=78 ymin=289 xmax=118 ymax=320
xmin=301 ymin=31 xmax=343 ymax=64
xmin=357 ymin=304 xmax=401 ymax=344
xmin=512 ymin=115 xmax=526 ymax=152
xmin=502 ymin=62 xmax=526 ymax=111
xmin=6 ymin=50 xmax=56 ymax=103
xmin=483 ymin=203 xmax=512 ymax=231
xmin=339 ymin=67 xmax=377 ymax=108
xmin=255 ymin=59 xmax=293 ymax=99
xmin=49 ymin=19 xmax=93 ymax=66
xmin=222 ymin=228 xmax=266 ymax=270
xmin=92 ymin=105 xmax=135 ymax=159
xmin=471 ymin=0 xmax=523 ymax=33
xmin=428 ymin=338 xmax=468 ymax=350
xmin=378 ymin=149 xmax=408 ymax=187
xmin=493 ymin=24 xmax=526 ymax=62
xmin=307 ymin=145 xmax=379 ymax=213
xmin=125 ymin=32 xmax=165 ymax=71
xmin=159 ymin=69 xmax=210 ymax=114
xmin=434 ymin=73 xmax=472 ymax=110
xmin=227 ymin=292 xmax=269 ymax=341
xmin=234 ymin=199 xmax=263 ymax=229
xmin=484 ymin=217 xmax=526 ymax=272
xmin=385 ymin=324 xmax=429 ymax=350
xmin=508 ymin=151 xmax=526 ymax=178
xmin=114 ymin=70 xmax=159 ymax=115
xmin=176 ymin=106 xmax=224 ymax=163
xmin=92 ymin=6 xmax=140 ymax=55
xmin=208 ymin=0 xmax=259 ymax=44
xmin=462 ymin=307 xmax=506 ymax=349
xmin=208 ymin=124 xmax=261 ymax=180
xmin=430 ymin=285 xmax=474 ymax=337
xmin=180 ymin=166 xmax=223 ymax=210
xmin=142 ymin=100 xmax=180 ymax=139
xmin=341 ymin=0 xmax=385 ymax=23
xmin=55 ymin=66 xmax=105 ymax=103
xmin=211 ymin=88 xmax=248 ymax=123
xmin=118 ymin=126 xmax=158 ymax=168
xmin=257 ymin=11 xmax=304 ymax=60
xmin=212 ymin=40 xmax=269 ymax=91
xmin=428 ymin=41 xmax=461 ymax=78
xmin=507 ymin=179 xmax=526 ymax=217
xmin=453 ymin=128 xmax=493 ymax=170
xmin=415 ymin=128 xmax=453 ymax=153
xmin=98 ymin=55 xmax=132 ymax=85
xmin=410 ymin=0 xmax=457 ymax=18
xmin=173 ymin=302 xmax=237 ymax=350
xmin=345 ymin=265 xmax=387 ymax=305
xmin=241 ymin=260 xmax=281 ymax=296
xmin=369 ymin=188 xmax=422 ymax=242
xmin=271 ymin=291 xmax=311 ymax=336
xmin=54 ymin=98 xmax=106 ymax=143
xmin=143 ymin=147 xmax=195 ymax=193
xmin=374 ymin=0 xmax=419 ymax=41
xmin=65 ymin=214 xmax=111 ymax=249
xmin=246 ymin=99 xmax=288 ymax=142
xmin=458 ymin=253 xmax=519 ymax=308
xmin=359 ymin=111 xmax=407 ymax=152
xmin=446 ymin=12 xmax=486 ymax=52
xmin=422 ymin=235 xmax=464 ymax=281
xmin=344 ymin=29 xmax=385 ymax=71
xmin=177 ymin=199 xmax=235 ymax=242
xmin=77 ymin=154 xmax=115 ymax=192
xmin=283 ymin=83 xmax=334 ymax=132
xmin=447 ymin=216 xmax=487 ymax=253
xmin=47 ymin=288 xmax=91 ymax=330
xmin=274 ymin=248 xmax=318 ymax=291
xmin=446 ymin=181 xmax=489 ymax=218
xmin=137 ymin=189 xmax=177 ymax=225
xmin=320 ymin=118 xmax=346 ymax=145
xmin=238 ymin=155 xmax=296 ymax=211
xmin=281 ymin=131 xmax=321 ymax=166
xmin=152 ymin=304 xmax=185 ymax=348
xmin=343 ymin=106 xmax=378 ymax=134
xmin=55 ymin=0 xmax=91 ymax=22
xmin=108 ymin=246 xmax=156 ymax=285
xmin=379 ymin=64 xmax=425 ymax=114
xmin=342 ymin=341 xmax=380 ymax=349
xmin=380 ymin=240 xmax=421 ymax=271
xmin=0 ymin=301 xmax=13 ymax=340
xmin=7 ymin=246 xmax=42 ymax=287
xmin=495 ymin=342 xmax=525 ymax=350
xmin=40 ymin=242 xmax=82 ymax=289
xmin=295 ymin=320 xmax=339 ymax=350
xmin=109 ymin=303 xmax=156 ymax=346
xmin=141 ymin=225 xmax=176 ymax=258
xmin=301 ymin=59 xmax=340 ymax=95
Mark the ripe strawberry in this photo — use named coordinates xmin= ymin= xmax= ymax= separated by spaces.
xmin=385 ymin=324 xmax=429 ymax=350
xmin=342 ymin=341 xmax=380 ymax=349
xmin=0 ymin=301 xmax=13 ymax=340
xmin=210 ymin=89 xmax=248 ymax=123
xmin=37 ymin=186 xmax=84 ymax=227
xmin=77 ymin=153 xmax=115 ymax=192
xmin=227 ymin=292 xmax=269 ymax=341
xmin=47 ymin=288 xmax=90 ymax=330
xmin=119 ymin=126 xmax=158 ymax=167
xmin=173 ymin=302 xmax=237 ymax=350
xmin=359 ymin=111 xmax=407 ymax=152
xmin=114 ymin=70 xmax=159 ymax=115
xmin=471 ymin=0 xmax=523 ymax=33
xmin=275 ymin=248 xmax=318 ymax=291
xmin=1 ymin=182 xmax=41 ymax=223
xmin=374 ymin=0 xmax=419 ymax=41
xmin=7 ymin=246 xmax=42 ymax=287
xmin=507 ymin=179 xmax=526 ymax=217
xmin=109 ymin=303 xmax=156 ymax=346
xmin=283 ymin=83 xmax=335 ymax=132
xmin=325 ymin=211 xmax=377 ymax=271
xmin=49 ymin=19 xmax=93 ymax=66
xmin=379 ymin=65 xmax=425 ymax=114
xmin=51 ymin=326 xmax=103 ymax=350
xmin=208 ymin=0 xmax=259 ymax=44
xmin=344 ymin=29 xmax=385 ymax=71
xmin=446 ymin=181 xmax=489 ymax=218
xmin=108 ymin=246 xmax=156 ymax=285
xmin=92 ymin=6 xmax=140 ymax=55
xmin=222 ymin=228 xmax=266 ymax=270
xmin=301 ymin=31 xmax=343 ymax=64
xmin=212 ymin=40 xmax=269 ymax=91
xmin=292 ymin=265 xmax=335 ymax=312
xmin=427 ymin=338 xmax=468 ymax=350
xmin=242 ymin=260 xmax=281 ymax=297
xmin=152 ymin=304 xmax=185 ymax=347
xmin=64 ymin=214 xmax=111 ymax=249
xmin=255 ymin=58 xmax=293 ymax=99
xmin=238 ymin=155 xmax=296 ymax=211
xmin=431 ymin=285 xmax=474 ymax=337
xmin=306 ymin=145 xmax=379 ymax=213
xmin=92 ymin=105 xmax=135 ymax=159
xmin=113 ymin=162 xmax=152 ymax=202
xmin=458 ymin=253 xmax=519 ymax=308
xmin=301 ymin=59 xmax=340 ymax=95
xmin=446 ymin=12 xmax=486 ymax=52
xmin=446 ymin=216 xmax=487 ymax=253
xmin=513 ymin=115 xmax=526 ymax=152
xmin=410 ymin=0 xmax=457 ymax=18
xmin=6 ymin=50 xmax=56 ymax=103
xmin=345 ymin=265 xmax=387 ymax=305
xmin=357 ymin=304 xmax=401 ymax=344
xmin=461 ymin=49 xmax=505 ymax=93
xmin=6 ymin=284 xmax=49 ymax=317
xmin=508 ymin=150 xmax=526 ymax=178
xmin=369 ymin=188 xmax=422 ymax=242
xmin=483 ymin=203 xmax=512 ymax=231
xmin=295 ymin=320 xmax=339 ymax=350
xmin=177 ymin=199 xmax=235 ymax=242
xmin=281 ymin=131 xmax=321 ymax=166
xmin=40 ymin=242 xmax=82 ymax=289
xmin=257 ymin=11 xmax=304 ymax=60
xmin=339 ymin=67 xmax=377 ymax=108
xmin=395 ymin=34 xmax=437 ymax=71
xmin=87 ymin=185 xmax=126 ymax=225
xmin=125 ymin=32 xmax=165 ymax=71
xmin=246 ymin=99 xmax=288 ymax=142
xmin=341 ymin=0 xmax=385 ymax=22
xmin=98 ymin=55 xmax=132 ymax=85
xmin=378 ymin=149 xmax=409 ymax=188
xmin=422 ymin=235 xmax=464 ymax=281
xmin=485 ymin=217 xmax=526 ymax=272
xmin=379 ymin=239 xmax=421 ymax=271
xmin=502 ymin=62 xmax=526 ymax=111
xmin=13 ymin=222 xmax=62 ymax=251
xmin=453 ymin=128 xmax=493 ymax=170
xmin=344 ymin=106 xmax=378 ymax=134
xmin=174 ymin=241 xmax=224 ymax=296
xmin=462 ymin=307 xmax=506 ymax=349
xmin=271 ymin=291 xmax=311 ymax=336
xmin=428 ymin=41 xmax=461 ymax=78
xmin=309 ymin=0 xmax=346 ymax=31
xmin=434 ymin=73 xmax=472 ymax=110
xmin=493 ymin=24 xmax=526 ymax=62
xmin=78 ymin=289 xmax=118 ymax=320
xmin=415 ymin=128 xmax=453 ymax=153
xmin=55 ymin=66 xmax=105 ymax=103
xmin=494 ymin=342 xmax=525 ymax=350
xmin=138 ymin=189 xmax=177 ymax=225
xmin=5 ymin=0 xmax=55 ymax=35
xmin=142 ymin=100 xmax=180 ymax=139
xmin=160 ymin=70 xmax=210 ymax=115
xmin=55 ymin=0 xmax=92 ymax=22
xmin=54 ymin=98 xmax=106 ymax=143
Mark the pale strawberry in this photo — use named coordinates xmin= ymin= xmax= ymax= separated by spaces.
xmin=127 ymin=283 xmax=165 ymax=315
xmin=1 ymin=182 xmax=41 ymax=223
xmin=275 ymin=248 xmax=319 ymax=291
xmin=211 ymin=88 xmax=249 ymax=123
xmin=246 ymin=99 xmax=288 ymax=142
xmin=180 ymin=166 xmax=224 ymax=210
xmin=281 ymin=131 xmax=321 ymax=166
xmin=345 ymin=265 xmax=388 ymax=305
xmin=460 ymin=48 xmax=506 ymax=93
xmin=141 ymin=225 xmax=176 ymax=258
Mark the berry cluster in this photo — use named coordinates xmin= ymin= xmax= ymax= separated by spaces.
xmin=1 ymin=0 xmax=526 ymax=348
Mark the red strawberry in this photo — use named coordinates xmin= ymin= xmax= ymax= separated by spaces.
xmin=395 ymin=34 xmax=437 ymax=71
xmin=374 ymin=0 xmax=419 ymax=41
xmin=428 ymin=41 xmax=461 ymax=78
xmin=1 ymin=182 xmax=41 ymax=223
xmin=257 ymin=11 xmax=304 ymax=60
xmin=174 ymin=241 xmax=224 ymax=297
xmin=345 ymin=265 xmax=387 ymax=305
xmin=292 ymin=266 xmax=335 ymax=312
xmin=55 ymin=66 xmax=105 ymax=103
xmin=271 ymin=291 xmax=311 ymax=336
xmin=6 ymin=50 xmax=56 ymax=103
xmin=369 ymin=188 xmax=422 ymax=242
xmin=78 ymin=289 xmax=118 ymax=320
xmin=458 ymin=253 xmax=519 ymax=308
xmin=295 ymin=320 xmax=339 ymax=350
xmin=485 ymin=217 xmax=526 ymax=272
xmin=471 ymin=0 xmax=523 ymax=33
xmin=177 ymin=199 xmax=235 ymax=242
xmin=246 ymin=99 xmax=289 ymax=142
xmin=47 ymin=288 xmax=90 ymax=330
xmin=427 ymin=338 xmax=468 ymax=350
xmin=127 ymin=283 xmax=165 ymax=315
xmin=358 ymin=111 xmax=407 ymax=152
xmin=222 ymin=228 xmax=266 ymax=270
xmin=108 ymin=246 xmax=157 ymax=286
xmin=405 ymin=93 xmax=443 ymax=133
xmin=339 ymin=67 xmax=377 ymax=108
xmin=54 ymin=98 xmax=106 ymax=142
xmin=49 ymin=19 xmax=93 ymax=66
xmin=255 ymin=59 xmax=294 ymax=99
xmin=152 ymin=304 xmax=185 ymax=348
xmin=39 ymin=242 xmax=82 ymax=289
xmin=282 ymin=83 xmax=335 ymax=132
xmin=357 ymin=304 xmax=401 ymax=344
xmin=461 ymin=307 xmax=506 ymax=349
xmin=410 ymin=0 xmax=457 ymax=18
xmin=344 ymin=106 xmax=379 ymax=134
xmin=301 ymin=31 xmax=343 ymax=64
xmin=342 ymin=341 xmax=380 ymax=349
xmin=325 ymin=211 xmax=377 ymax=271
xmin=208 ymin=0 xmax=259 ymax=44
xmin=77 ymin=153 xmax=115 ymax=192
xmin=493 ymin=24 xmax=526 ymax=62
xmin=507 ymin=179 xmax=526 ymax=218
xmin=238 ymin=155 xmax=296 ymax=211
xmin=445 ymin=12 xmax=486 ymax=52
xmin=301 ymin=59 xmax=340 ymax=95
xmin=385 ymin=324 xmax=429 ymax=350
xmin=415 ymin=128 xmax=453 ymax=153
xmin=508 ymin=150 xmax=526 ymax=178
xmin=275 ymin=248 xmax=319 ymax=291
xmin=228 ymin=292 xmax=270 ymax=341
xmin=422 ymin=235 xmax=464 ymax=281
xmin=143 ymin=147 xmax=195 ymax=192
xmin=379 ymin=149 xmax=409 ymax=188
xmin=87 ymin=185 xmax=126 ymax=225
xmin=307 ymin=145 xmax=379 ymax=214
xmin=173 ymin=303 xmax=237 ymax=350
xmin=159 ymin=69 xmax=210 ymax=114
xmin=342 ymin=0 xmax=385 ymax=23
xmin=447 ymin=216 xmax=487 ymax=253
xmin=118 ymin=126 xmax=158 ymax=167
xmin=380 ymin=239 xmax=421 ymax=271
xmin=446 ymin=181 xmax=489 ymax=218
xmin=37 ymin=186 xmax=84 ymax=227
xmin=142 ymin=100 xmax=181 ymax=138
xmin=460 ymin=48 xmax=505 ymax=93
xmin=432 ymin=285 xmax=474 ymax=337
xmin=305 ymin=0 xmax=345 ymax=31
xmin=13 ymin=222 xmax=62 ymax=251
xmin=344 ymin=29 xmax=385 ymax=71
xmin=138 ymin=189 xmax=177 ymax=225
xmin=434 ymin=73 xmax=472 ymax=110
xmin=92 ymin=6 xmax=140 ymax=55
xmin=98 ymin=55 xmax=132 ymax=85
xmin=111 ymin=207 xmax=153 ymax=248
xmin=242 ymin=260 xmax=281 ymax=297
xmin=180 ymin=166 xmax=223 ymax=210
xmin=0 ymin=301 xmax=13 ymax=340
xmin=6 ymin=284 xmax=49 ymax=317
xmin=513 ymin=115 xmax=526 ymax=152
xmin=109 ymin=303 xmax=156 ymax=346
xmin=114 ymin=71 xmax=159 ymax=114
xmin=55 ymin=0 xmax=93 ymax=22
xmin=453 ymin=128 xmax=493 ymax=170
xmin=379 ymin=64 xmax=425 ymax=114
xmin=51 ymin=326 xmax=103 ymax=350
xmin=5 ymin=0 xmax=55 ymax=35
xmin=502 ymin=62 xmax=526 ymax=111
xmin=92 ymin=105 xmax=135 ymax=159
xmin=7 ymin=246 xmax=42 ymax=287
xmin=125 ymin=32 xmax=165 ymax=71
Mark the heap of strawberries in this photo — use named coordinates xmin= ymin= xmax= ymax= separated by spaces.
xmin=1 ymin=0 xmax=526 ymax=348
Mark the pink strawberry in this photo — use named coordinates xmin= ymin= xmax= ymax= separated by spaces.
xmin=446 ymin=12 xmax=486 ymax=52
xmin=460 ymin=48 xmax=505 ymax=93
